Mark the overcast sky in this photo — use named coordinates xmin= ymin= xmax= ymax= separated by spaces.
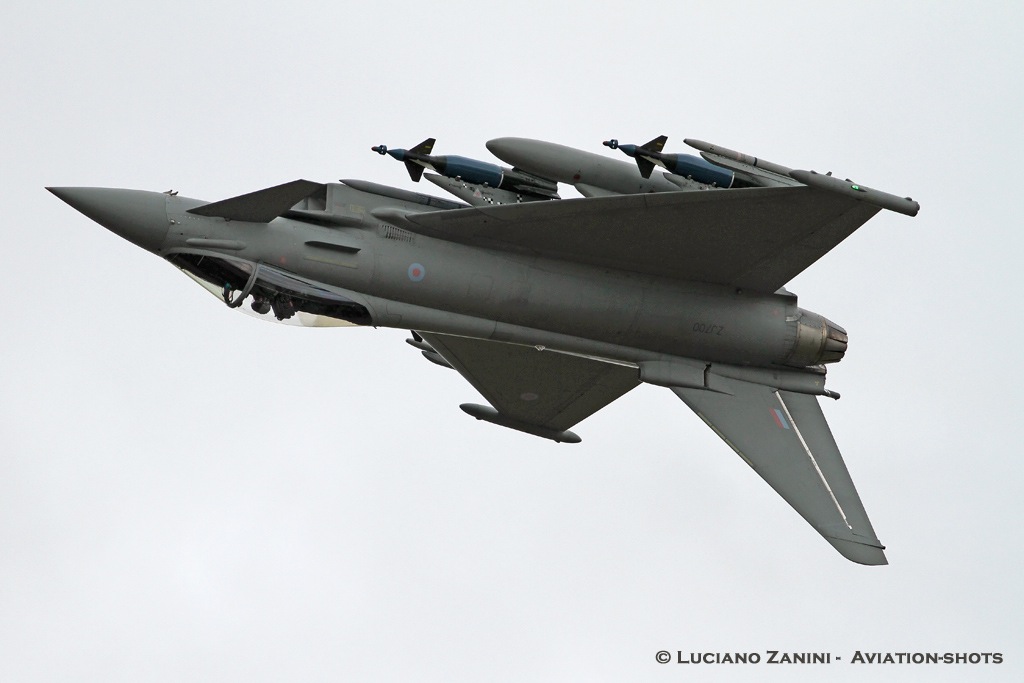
xmin=2 ymin=2 xmax=1022 ymax=681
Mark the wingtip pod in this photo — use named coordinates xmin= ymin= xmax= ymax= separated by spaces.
xmin=460 ymin=403 xmax=582 ymax=443
xmin=790 ymin=170 xmax=920 ymax=217
xmin=684 ymin=138 xmax=921 ymax=207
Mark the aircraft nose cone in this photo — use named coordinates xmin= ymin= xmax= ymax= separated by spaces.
xmin=48 ymin=187 xmax=170 ymax=253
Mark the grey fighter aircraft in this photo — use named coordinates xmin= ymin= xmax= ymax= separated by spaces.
xmin=49 ymin=136 xmax=919 ymax=565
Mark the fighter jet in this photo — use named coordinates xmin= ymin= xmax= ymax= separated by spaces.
xmin=49 ymin=136 xmax=919 ymax=564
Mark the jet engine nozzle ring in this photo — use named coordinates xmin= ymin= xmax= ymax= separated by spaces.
xmin=784 ymin=309 xmax=848 ymax=367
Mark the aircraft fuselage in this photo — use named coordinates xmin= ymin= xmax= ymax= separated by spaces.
xmin=157 ymin=186 xmax=840 ymax=373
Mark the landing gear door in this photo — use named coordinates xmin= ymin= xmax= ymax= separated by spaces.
xmin=167 ymin=252 xmax=373 ymax=327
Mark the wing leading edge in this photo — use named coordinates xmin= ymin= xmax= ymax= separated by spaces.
xmin=674 ymin=377 xmax=886 ymax=565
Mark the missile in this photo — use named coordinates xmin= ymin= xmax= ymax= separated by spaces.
xmin=684 ymin=139 xmax=920 ymax=215
xmin=684 ymin=139 xmax=796 ymax=178
xmin=371 ymin=138 xmax=558 ymax=199
xmin=486 ymin=137 xmax=682 ymax=196
xmin=603 ymin=136 xmax=739 ymax=188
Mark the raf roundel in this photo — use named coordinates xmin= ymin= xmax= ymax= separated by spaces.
xmin=407 ymin=263 xmax=426 ymax=282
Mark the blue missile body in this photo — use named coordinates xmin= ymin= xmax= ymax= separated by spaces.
xmin=372 ymin=138 xmax=558 ymax=199
xmin=604 ymin=136 xmax=736 ymax=188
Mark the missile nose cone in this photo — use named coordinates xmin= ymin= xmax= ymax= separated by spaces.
xmin=371 ymin=145 xmax=407 ymax=160
xmin=372 ymin=147 xmax=407 ymax=161
xmin=48 ymin=187 xmax=170 ymax=253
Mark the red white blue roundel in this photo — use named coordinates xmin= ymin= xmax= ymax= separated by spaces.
xmin=407 ymin=263 xmax=425 ymax=282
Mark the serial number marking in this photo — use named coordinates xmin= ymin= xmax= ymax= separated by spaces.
xmin=693 ymin=322 xmax=725 ymax=336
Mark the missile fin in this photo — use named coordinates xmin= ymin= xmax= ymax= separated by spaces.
xmin=636 ymin=157 xmax=656 ymax=179
xmin=404 ymin=160 xmax=425 ymax=182
xmin=410 ymin=138 xmax=435 ymax=155
xmin=642 ymin=135 xmax=668 ymax=153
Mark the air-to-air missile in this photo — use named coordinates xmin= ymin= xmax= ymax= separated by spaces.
xmin=683 ymin=138 xmax=920 ymax=215
xmin=371 ymin=138 xmax=559 ymax=206
xmin=603 ymin=135 xmax=744 ymax=188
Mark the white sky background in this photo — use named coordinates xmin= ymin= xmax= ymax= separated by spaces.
xmin=1 ymin=1 xmax=1021 ymax=680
